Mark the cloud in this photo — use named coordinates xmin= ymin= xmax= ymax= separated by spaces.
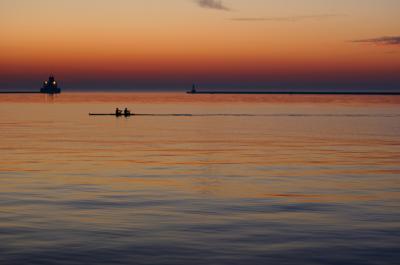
xmin=352 ymin=36 xmax=400 ymax=46
xmin=195 ymin=0 xmax=230 ymax=11
xmin=231 ymin=14 xmax=344 ymax=22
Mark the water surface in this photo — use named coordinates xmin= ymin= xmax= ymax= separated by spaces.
xmin=1 ymin=93 xmax=400 ymax=265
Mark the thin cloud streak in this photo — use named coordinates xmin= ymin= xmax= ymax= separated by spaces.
xmin=195 ymin=0 xmax=230 ymax=11
xmin=231 ymin=14 xmax=344 ymax=22
xmin=352 ymin=36 xmax=400 ymax=46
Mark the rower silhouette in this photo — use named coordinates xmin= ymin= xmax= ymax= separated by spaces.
xmin=115 ymin=108 xmax=122 ymax=116
xmin=124 ymin=108 xmax=131 ymax=116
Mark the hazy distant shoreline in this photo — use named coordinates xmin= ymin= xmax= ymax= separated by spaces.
xmin=1 ymin=90 xmax=400 ymax=95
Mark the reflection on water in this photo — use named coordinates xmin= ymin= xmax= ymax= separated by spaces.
xmin=1 ymin=93 xmax=400 ymax=265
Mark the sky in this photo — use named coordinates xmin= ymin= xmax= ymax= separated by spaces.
xmin=0 ymin=0 xmax=399 ymax=91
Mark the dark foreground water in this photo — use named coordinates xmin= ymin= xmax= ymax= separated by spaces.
xmin=1 ymin=93 xmax=400 ymax=265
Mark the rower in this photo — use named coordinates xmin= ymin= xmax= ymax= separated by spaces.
xmin=124 ymin=108 xmax=131 ymax=116
xmin=115 ymin=108 xmax=122 ymax=116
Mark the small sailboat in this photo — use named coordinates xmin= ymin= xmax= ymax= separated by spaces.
xmin=187 ymin=84 xmax=197 ymax=94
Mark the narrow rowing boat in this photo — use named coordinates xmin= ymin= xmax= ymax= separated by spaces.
xmin=89 ymin=113 xmax=134 ymax=117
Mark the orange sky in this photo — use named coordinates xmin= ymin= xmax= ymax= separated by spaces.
xmin=1 ymin=0 xmax=399 ymax=90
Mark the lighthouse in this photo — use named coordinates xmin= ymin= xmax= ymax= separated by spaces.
xmin=40 ymin=75 xmax=61 ymax=94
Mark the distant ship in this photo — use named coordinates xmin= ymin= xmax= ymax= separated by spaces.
xmin=187 ymin=84 xmax=197 ymax=94
xmin=40 ymin=75 xmax=61 ymax=94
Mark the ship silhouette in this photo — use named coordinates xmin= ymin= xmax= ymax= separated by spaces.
xmin=40 ymin=75 xmax=61 ymax=94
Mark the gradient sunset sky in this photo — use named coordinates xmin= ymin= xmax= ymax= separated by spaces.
xmin=1 ymin=0 xmax=399 ymax=91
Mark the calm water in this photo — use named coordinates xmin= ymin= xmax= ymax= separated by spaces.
xmin=1 ymin=93 xmax=400 ymax=265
